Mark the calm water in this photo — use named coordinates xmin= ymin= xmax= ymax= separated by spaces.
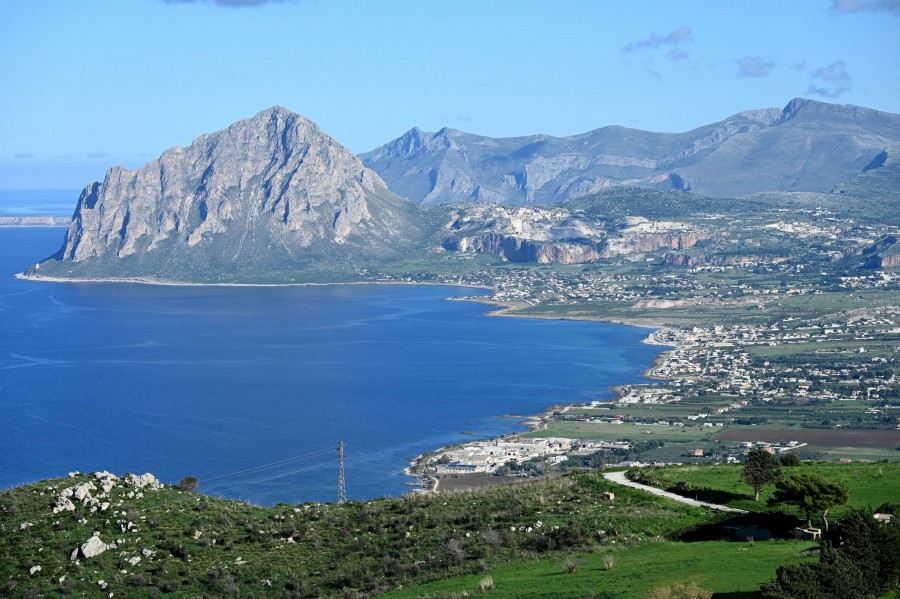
xmin=0 ymin=227 xmax=663 ymax=505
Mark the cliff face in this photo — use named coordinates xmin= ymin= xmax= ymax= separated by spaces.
xmin=362 ymin=98 xmax=900 ymax=203
xmin=438 ymin=206 xmax=712 ymax=265
xmin=601 ymin=230 xmax=713 ymax=258
xmin=36 ymin=107 xmax=424 ymax=281
xmin=443 ymin=234 xmax=601 ymax=264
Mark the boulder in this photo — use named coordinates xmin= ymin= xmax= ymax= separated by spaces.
xmin=77 ymin=534 xmax=110 ymax=559
xmin=73 ymin=482 xmax=96 ymax=501
xmin=53 ymin=496 xmax=76 ymax=513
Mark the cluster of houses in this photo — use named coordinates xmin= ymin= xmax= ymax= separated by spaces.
xmin=427 ymin=437 xmax=630 ymax=475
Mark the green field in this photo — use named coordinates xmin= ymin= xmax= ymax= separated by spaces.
xmin=377 ymin=540 xmax=817 ymax=598
xmin=644 ymin=461 xmax=900 ymax=517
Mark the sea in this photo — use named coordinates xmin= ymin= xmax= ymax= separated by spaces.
xmin=0 ymin=197 xmax=664 ymax=505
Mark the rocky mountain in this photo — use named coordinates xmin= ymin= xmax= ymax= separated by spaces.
xmin=27 ymin=107 xmax=426 ymax=282
xmin=361 ymin=98 xmax=900 ymax=204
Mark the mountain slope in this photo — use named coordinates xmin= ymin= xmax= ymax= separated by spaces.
xmin=27 ymin=107 xmax=428 ymax=282
xmin=361 ymin=98 xmax=900 ymax=204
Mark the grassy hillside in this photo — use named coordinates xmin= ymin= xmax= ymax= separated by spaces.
xmin=378 ymin=540 xmax=818 ymax=599
xmin=1 ymin=470 xmax=715 ymax=598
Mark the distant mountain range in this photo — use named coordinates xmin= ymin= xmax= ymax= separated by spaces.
xmin=362 ymin=98 xmax=900 ymax=203
xmin=22 ymin=99 xmax=900 ymax=281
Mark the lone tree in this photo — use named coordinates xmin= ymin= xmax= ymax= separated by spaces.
xmin=768 ymin=472 xmax=849 ymax=530
xmin=177 ymin=476 xmax=199 ymax=492
xmin=742 ymin=449 xmax=782 ymax=501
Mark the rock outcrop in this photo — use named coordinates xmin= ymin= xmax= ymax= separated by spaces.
xmin=862 ymin=235 xmax=900 ymax=269
xmin=444 ymin=234 xmax=601 ymax=264
xmin=362 ymin=98 xmax=900 ymax=203
xmin=29 ymin=107 xmax=425 ymax=282
xmin=440 ymin=204 xmax=605 ymax=264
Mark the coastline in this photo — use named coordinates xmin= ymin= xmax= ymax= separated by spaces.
xmin=15 ymin=271 xmax=492 ymax=292
xmin=403 ymin=302 xmax=677 ymax=494
xmin=15 ymin=268 xmax=678 ymax=498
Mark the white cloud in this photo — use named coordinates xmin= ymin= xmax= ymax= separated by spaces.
xmin=737 ymin=56 xmax=775 ymax=78
xmin=831 ymin=0 xmax=900 ymax=15
xmin=807 ymin=61 xmax=852 ymax=98
xmin=623 ymin=26 xmax=693 ymax=62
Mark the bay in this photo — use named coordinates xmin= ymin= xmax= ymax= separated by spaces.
xmin=0 ymin=227 xmax=663 ymax=505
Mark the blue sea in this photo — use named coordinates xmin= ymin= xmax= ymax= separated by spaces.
xmin=0 ymin=226 xmax=663 ymax=505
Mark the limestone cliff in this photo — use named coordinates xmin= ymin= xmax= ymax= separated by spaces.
xmin=30 ymin=107 xmax=424 ymax=282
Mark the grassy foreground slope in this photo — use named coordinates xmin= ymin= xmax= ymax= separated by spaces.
xmin=378 ymin=540 xmax=817 ymax=599
xmin=1 ymin=470 xmax=715 ymax=598
xmin=381 ymin=461 xmax=899 ymax=598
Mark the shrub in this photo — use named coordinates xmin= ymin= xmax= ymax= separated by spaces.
xmin=559 ymin=556 xmax=586 ymax=574
xmin=779 ymin=453 xmax=801 ymax=467
xmin=445 ymin=538 xmax=465 ymax=564
xmin=177 ymin=476 xmax=199 ymax=491
xmin=603 ymin=555 xmax=616 ymax=570
xmin=644 ymin=581 xmax=713 ymax=599
xmin=126 ymin=574 xmax=150 ymax=587
xmin=479 ymin=575 xmax=494 ymax=591
xmin=672 ymin=481 xmax=693 ymax=494
xmin=483 ymin=528 xmax=502 ymax=551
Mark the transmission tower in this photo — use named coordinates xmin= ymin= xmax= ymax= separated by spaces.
xmin=337 ymin=441 xmax=346 ymax=504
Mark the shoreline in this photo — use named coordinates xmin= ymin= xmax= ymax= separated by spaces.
xmin=14 ymin=269 xmax=679 ymax=497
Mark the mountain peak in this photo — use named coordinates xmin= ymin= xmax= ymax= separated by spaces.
xmin=363 ymin=98 xmax=900 ymax=203
xmin=36 ymin=109 xmax=421 ymax=281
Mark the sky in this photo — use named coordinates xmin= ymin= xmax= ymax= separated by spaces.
xmin=1 ymin=0 xmax=898 ymax=190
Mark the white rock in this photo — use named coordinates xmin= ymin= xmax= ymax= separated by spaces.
xmin=80 ymin=535 xmax=110 ymax=559
xmin=20 ymin=522 xmax=33 ymax=531
xmin=73 ymin=482 xmax=96 ymax=501
xmin=125 ymin=473 xmax=160 ymax=490
xmin=29 ymin=565 xmax=41 ymax=575
xmin=127 ymin=556 xmax=141 ymax=566
xmin=53 ymin=496 xmax=76 ymax=513
xmin=98 ymin=580 xmax=108 ymax=589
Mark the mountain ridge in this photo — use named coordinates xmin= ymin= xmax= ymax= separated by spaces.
xmin=361 ymin=98 xmax=900 ymax=204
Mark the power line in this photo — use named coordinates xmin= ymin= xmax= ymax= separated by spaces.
xmin=216 ymin=458 xmax=339 ymax=494
xmin=201 ymin=447 xmax=335 ymax=483
xmin=337 ymin=441 xmax=346 ymax=504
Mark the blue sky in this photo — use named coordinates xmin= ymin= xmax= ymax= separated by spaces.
xmin=1 ymin=0 xmax=898 ymax=190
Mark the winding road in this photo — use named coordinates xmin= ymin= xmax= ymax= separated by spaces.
xmin=603 ymin=471 xmax=748 ymax=513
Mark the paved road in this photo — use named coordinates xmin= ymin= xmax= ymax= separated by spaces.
xmin=603 ymin=471 xmax=748 ymax=513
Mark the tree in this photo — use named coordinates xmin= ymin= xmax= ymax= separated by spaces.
xmin=762 ymin=510 xmax=900 ymax=598
xmin=779 ymin=453 xmax=801 ymax=467
xmin=768 ymin=473 xmax=849 ymax=530
xmin=177 ymin=476 xmax=199 ymax=491
xmin=742 ymin=449 xmax=782 ymax=501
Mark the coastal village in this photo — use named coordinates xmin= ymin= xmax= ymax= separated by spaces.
xmin=403 ymin=246 xmax=900 ymax=482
